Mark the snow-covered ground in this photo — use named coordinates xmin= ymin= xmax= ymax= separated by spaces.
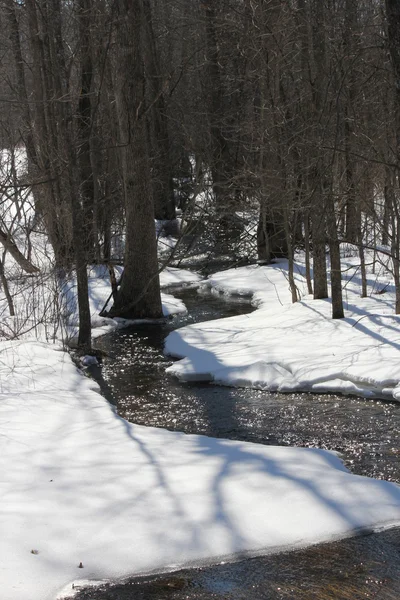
xmin=0 ymin=263 xmax=203 ymax=343
xmin=0 ymin=146 xmax=202 ymax=343
xmin=165 ymin=255 xmax=400 ymax=401
xmin=1 ymin=339 xmax=400 ymax=600
xmin=61 ymin=265 xmax=203 ymax=341
xmin=2 ymin=149 xmax=400 ymax=599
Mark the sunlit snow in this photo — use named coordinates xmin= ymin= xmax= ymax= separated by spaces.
xmin=165 ymin=257 xmax=400 ymax=401
xmin=1 ymin=340 xmax=400 ymax=600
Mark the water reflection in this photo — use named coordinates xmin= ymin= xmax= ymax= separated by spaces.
xmin=89 ymin=289 xmax=400 ymax=483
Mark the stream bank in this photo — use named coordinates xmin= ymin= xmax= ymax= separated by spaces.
xmin=79 ymin=286 xmax=400 ymax=600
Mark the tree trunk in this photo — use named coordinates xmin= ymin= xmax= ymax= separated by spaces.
xmin=385 ymin=0 xmax=400 ymax=313
xmin=326 ymin=196 xmax=344 ymax=318
xmin=312 ymin=188 xmax=328 ymax=299
xmin=304 ymin=211 xmax=313 ymax=294
xmin=25 ymin=0 xmax=73 ymax=266
xmin=284 ymin=210 xmax=298 ymax=303
xmin=358 ymin=215 xmax=367 ymax=298
xmin=201 ymin=0 xmax=235 ymax=225
xmin=343 ymin=0 xmax=359 ymax=243
xmin=110 ymin=0 xmax=162 ymax=319
xmin=34 ymin=0 xmax=92 ymax=348
xmin=0 ymin=253 xmax=15 ymax=317
xmin=311 ymin=0 xmax=328 ymax=300
xmin=0 ymin=228 xmax=39 ymax=274
xmin=3 ymin=0 xmax=37 ymax=167
xmin=383 ymin=168 xmax=394 ymax=246
xmin=391 ymin=211 xmax=400 ymax=314
xmin=257 ymin=201 xmax=271 ymax=263
xmin=142 ymin=0 xmax=176 ymax=222
xmin=77 ymin=0 xmax=96 ymax=258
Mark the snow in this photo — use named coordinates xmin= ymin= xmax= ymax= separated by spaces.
xmin=1 ymin=340 xmax=400 ymax=600
xmin=63 ymin=266 xmax=193 ymax=335
xmin=0 ymin=264 xmax=201 ymax=343
xmin=159 ymin=265 xmax=203 ymax=289
xmin=165 ymin=257 xmax=400 ymax=401
xmin=3 ymin=147 xmax=400 ymax=598
xmin=79 ymin=265 xmax=201 ymax=333
xmin=0 ymin=147 xmax=202 ymax=340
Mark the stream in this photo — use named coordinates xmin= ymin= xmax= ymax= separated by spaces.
xmin=77 ymin=286 xmax=400 ymax=600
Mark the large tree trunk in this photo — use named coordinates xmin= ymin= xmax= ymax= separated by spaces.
xmin=311 ymin=0 xmax=328 ymax=300
xmin=27 ymin=0 xmax=92 ymax=347
xmin=385 ymin=0 xmax=400 ymax=313
xmin=77 ymin=0 xmax=96 ymax=258
xmin=201 ymin=0 xmax=236 ymax=228
xmin=47 ymin=0 xmax=91 ymax=347
xmin=343 ymin=0 xmax=359 ymax=243
xmin=142 ymin=0 xmax=176 ymax=223
xmin=25 ymin=0 xmax=73 ymax=266
xmin=109 ymin=0 xmax=162 ymax=319
xmin=4 ymin=0 xmax=37 ymax=166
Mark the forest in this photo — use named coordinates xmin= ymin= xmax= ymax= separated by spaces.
xmin=3 ymin=3 xmax=400 ymax=600
xmin=1 ymin=0 xmax=400 ymax=347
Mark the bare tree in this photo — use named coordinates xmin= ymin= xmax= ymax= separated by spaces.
xmin=108 ymin=0 xmax=162 ymax=319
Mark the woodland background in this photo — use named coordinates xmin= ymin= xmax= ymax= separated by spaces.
xmin=1 ymin=0 xmax=400 ymax=346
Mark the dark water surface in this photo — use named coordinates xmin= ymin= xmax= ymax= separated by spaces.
xmin=78 ymin=287 xmax=400 ymax=600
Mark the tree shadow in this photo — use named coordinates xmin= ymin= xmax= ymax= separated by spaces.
xmin=77 ymin=284 xmax=400 ymax=580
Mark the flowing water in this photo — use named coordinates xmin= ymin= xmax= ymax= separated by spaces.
xmin=77 ymin=287 xmax=400 ymax=600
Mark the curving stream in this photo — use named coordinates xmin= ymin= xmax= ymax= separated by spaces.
xmin=78 ymin=286 xmax=400 ymax=600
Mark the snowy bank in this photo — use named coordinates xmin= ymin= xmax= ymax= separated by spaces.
xmin=1 ymin=264 xmax=202 ymax=343
xmin=159 ymin=265 xmax=203 ymax=290
xmin=77 ymin=264 xmax=202 ymax=320
xmin=72 ymin=266 xmax=193 ymax=336
xmin=1 ymin=341 xmax=400 ymax=600
xmin=165 ymin=258 xmax=400 ymax=401
xmin=81 ymin=265 xmax=202 ymax=337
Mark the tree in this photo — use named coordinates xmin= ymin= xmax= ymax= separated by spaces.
xmin=108 ymin=0 xmax=162 ymax=319
xmin=385 ymin=0 xmax=400 ymax=313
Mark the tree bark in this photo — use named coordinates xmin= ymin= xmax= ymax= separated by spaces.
xmin=0 ymin=228 xmax=39 ymax=274
xmin=110 ymin=0 xmax=162 ymax=319
xmin=284 ymin=209 xmax=298 ymax=303
xmin=3 ymin=0 xmax=37 ymax=167
xmin=385 ymin=0 xmax=400 ymax=313
xmin=303 ymin=211 xmax=313 ymax=295
xmin=326 ymin=196 xmax=344 ymax=318
xmin=343 ymin=0 xmax=359 ymax=243
xmin=311 ymin=0 xmax=328 ymax=299
xmin=358 ymin=215 xmax=367 ymax=298
xmin=0 ymin=254 xmax=15 ymax=317
xmin=40 ymin=0 xmax=92 ymax=347
xmin=201 ymin=0 xmax=236 ymax=227
xmin=25 ymin=0 xmax=73 ymax=266
xmin=142 ymin=0 xmax=176 ymax=222
xmin=77 ymin=0 xmax=96 ymax=257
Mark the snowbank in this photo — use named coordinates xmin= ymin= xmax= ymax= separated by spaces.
xmin=159 ymin=265 xmax=203 ymax=289
xmin=1 ymin=340 xmax=400 ymax=600
xmin=1 ymin=265 xmax=201 ymax=342
xmin=165 ymin=258 xmax=400 ymax=401
xmin=78 ymin=265 xmax=201 ymax=336
xmin=66 ymin=266 xmax=192 ymax=336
